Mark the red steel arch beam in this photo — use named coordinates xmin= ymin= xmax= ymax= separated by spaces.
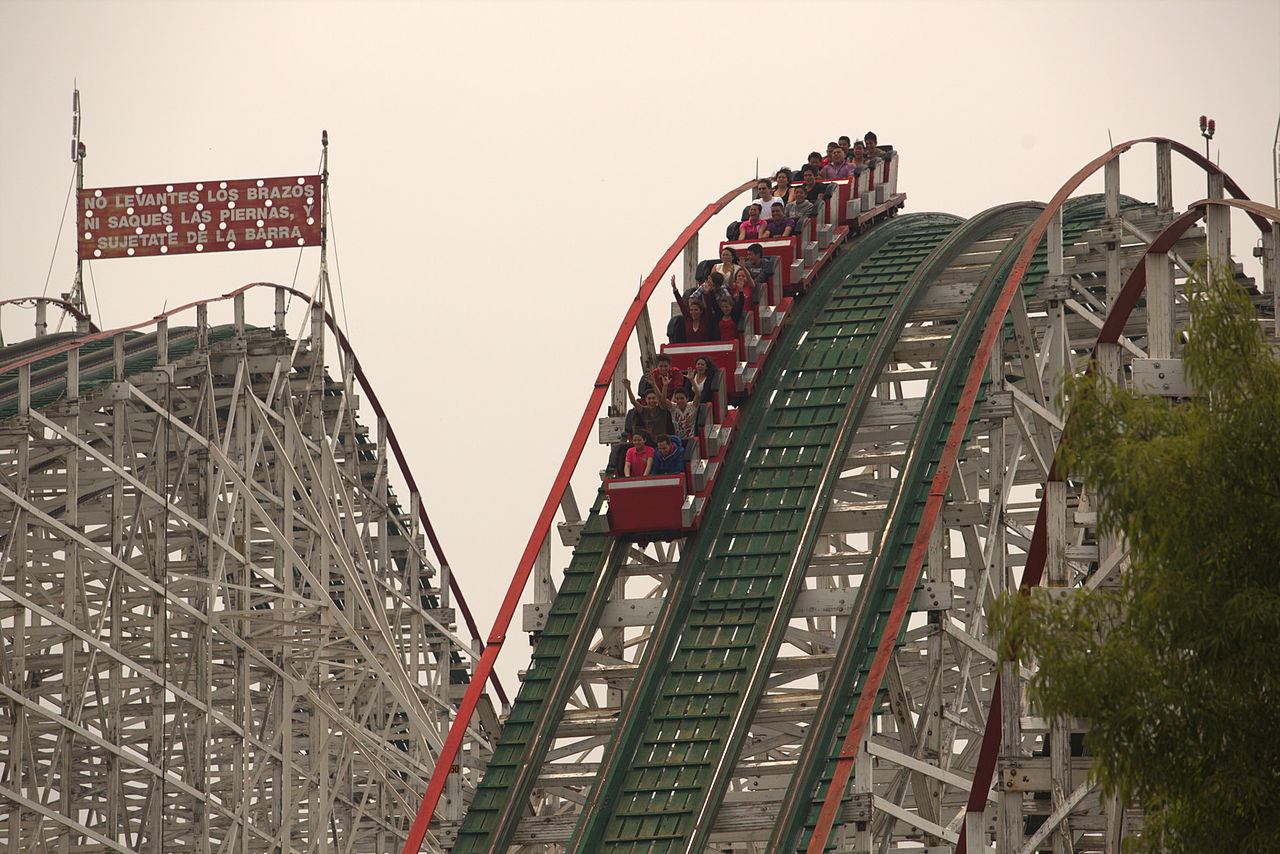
xmin=0 ymin=282 xmax=500 ymax=700
xmin=805 ymin=139 xmax=1263 ymax=854
xmin=1101 ymin=196 xmax=1277 ymax=341
xmin=951 ymin=195 xmax=1280 ymax=853
xmin=400 ymin=178 xmax=756 ymax=852
xmin=0 ymin=296 xmax=99 ymax=333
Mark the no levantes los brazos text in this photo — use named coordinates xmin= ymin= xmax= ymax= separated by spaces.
xmin=94 ymin=182 xmax=318 ymax=209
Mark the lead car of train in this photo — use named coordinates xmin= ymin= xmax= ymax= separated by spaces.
xmin=604 ymin=153 xmax=904 ymax=539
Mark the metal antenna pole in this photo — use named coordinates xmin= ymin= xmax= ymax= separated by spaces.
xmin=70 ymin=87 xmax=88 ymax=322
xmin=319 ymin=129 xmax=331 ymax=308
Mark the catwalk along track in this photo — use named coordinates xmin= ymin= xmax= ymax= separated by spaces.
xmin=412 ymin=139 xmax=1279 ymax=854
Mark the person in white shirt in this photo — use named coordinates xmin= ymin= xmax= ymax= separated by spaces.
xmin=750 ymin=178 xmax=785 ymax=222
xmin=728 ymin=179 xmax=786 ymax=242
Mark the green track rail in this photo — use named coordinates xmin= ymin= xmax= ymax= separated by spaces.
xmin=0 ymin=325 xmax=242 ymax=419
xmin=567 ymin=214 xmax=963 ymax=854
xmin=453 ymin=491 xmax=622 ymax=853
xmin=777 ymin=196 xmax=1141 ymax=853
xmin=453 ymin=196 xmax=1151 ymax=854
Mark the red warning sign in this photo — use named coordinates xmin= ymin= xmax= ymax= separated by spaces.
xmin=78 ymin=175 xmax=323 ymax=260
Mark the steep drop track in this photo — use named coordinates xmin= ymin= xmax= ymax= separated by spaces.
xmin=454 ymin=189 xmax=1158 ymax=853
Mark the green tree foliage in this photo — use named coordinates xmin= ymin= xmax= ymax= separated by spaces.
xmin=993 ymin=264 xmax=1280 ymax=852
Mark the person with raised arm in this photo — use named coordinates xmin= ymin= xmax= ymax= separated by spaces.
xmin=684 ymin=355 xmax=719 ymax=408
xmin=666 ymin=386 xmax=701 ymax=443
xmin=646 ymin=373 xmax=702 ymax=444
xmin=623 ymin=379 xmax=676 ymax=447
xmin=669 ymin=275 xmax=717 ymax=343
xmin=727 ymin=266 xmax=757 ymax=307
xmin=638 ymin=352 xmax=690 ymax=400
xmin=684 ymin=271 xmax=731 ymax=326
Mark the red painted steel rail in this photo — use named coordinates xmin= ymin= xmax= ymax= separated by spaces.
xmin=0 ymin=282 xmax=502 ymax=704
xmin=806 ymin=138 xmax=1268 ymax=854
xmin=0 ymin=296 xmax=99 ymax=333
xmin=951 ymin=195 xmax=1277 ymax=852
xmin=400 ymin=178 xmax=755 ymax=853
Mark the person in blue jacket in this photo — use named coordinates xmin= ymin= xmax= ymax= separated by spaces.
xmin=650 ymin=433 xmax=685 ymax=476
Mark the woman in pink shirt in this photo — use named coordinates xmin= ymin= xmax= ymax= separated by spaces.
xmin=624 ymin=432 xmax=654 ymax=477
xmin=739 ymin=203 xmax=767 ymax=240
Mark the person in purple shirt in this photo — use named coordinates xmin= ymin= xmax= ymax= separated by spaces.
xmin=820 ymin=146 xmax=860 ymax=181
xmin=761 ymin=202 xmax=796 ymax=239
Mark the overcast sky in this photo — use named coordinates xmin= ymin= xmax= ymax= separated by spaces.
xmin=2 ymin=0 xmax=1278 ymax=692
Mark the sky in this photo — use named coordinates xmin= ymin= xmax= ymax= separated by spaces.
xmin=2 ymin=0 xmax=1278 ymax=693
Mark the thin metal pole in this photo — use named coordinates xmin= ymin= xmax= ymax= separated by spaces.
xmin=71 ymin=88 xmax=88 ymax=322
xmin=319 ymin=130 xmax=331 ymax=309
xmin=1272 ymin=111 xmax=1279 ymax=209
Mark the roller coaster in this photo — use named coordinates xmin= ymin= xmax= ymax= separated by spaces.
xmin=1 ymin=137 xmax=1278 ymax=853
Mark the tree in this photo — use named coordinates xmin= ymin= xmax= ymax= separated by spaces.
xmin=994 ymin=263 xmax=1280 ymax=853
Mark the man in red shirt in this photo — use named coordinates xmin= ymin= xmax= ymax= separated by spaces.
xmin=639 ymin=353 xmax=689 ymax=399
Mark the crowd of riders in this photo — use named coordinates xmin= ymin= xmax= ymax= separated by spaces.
xmin=611 ymin=132 xmax=890 ymax=478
